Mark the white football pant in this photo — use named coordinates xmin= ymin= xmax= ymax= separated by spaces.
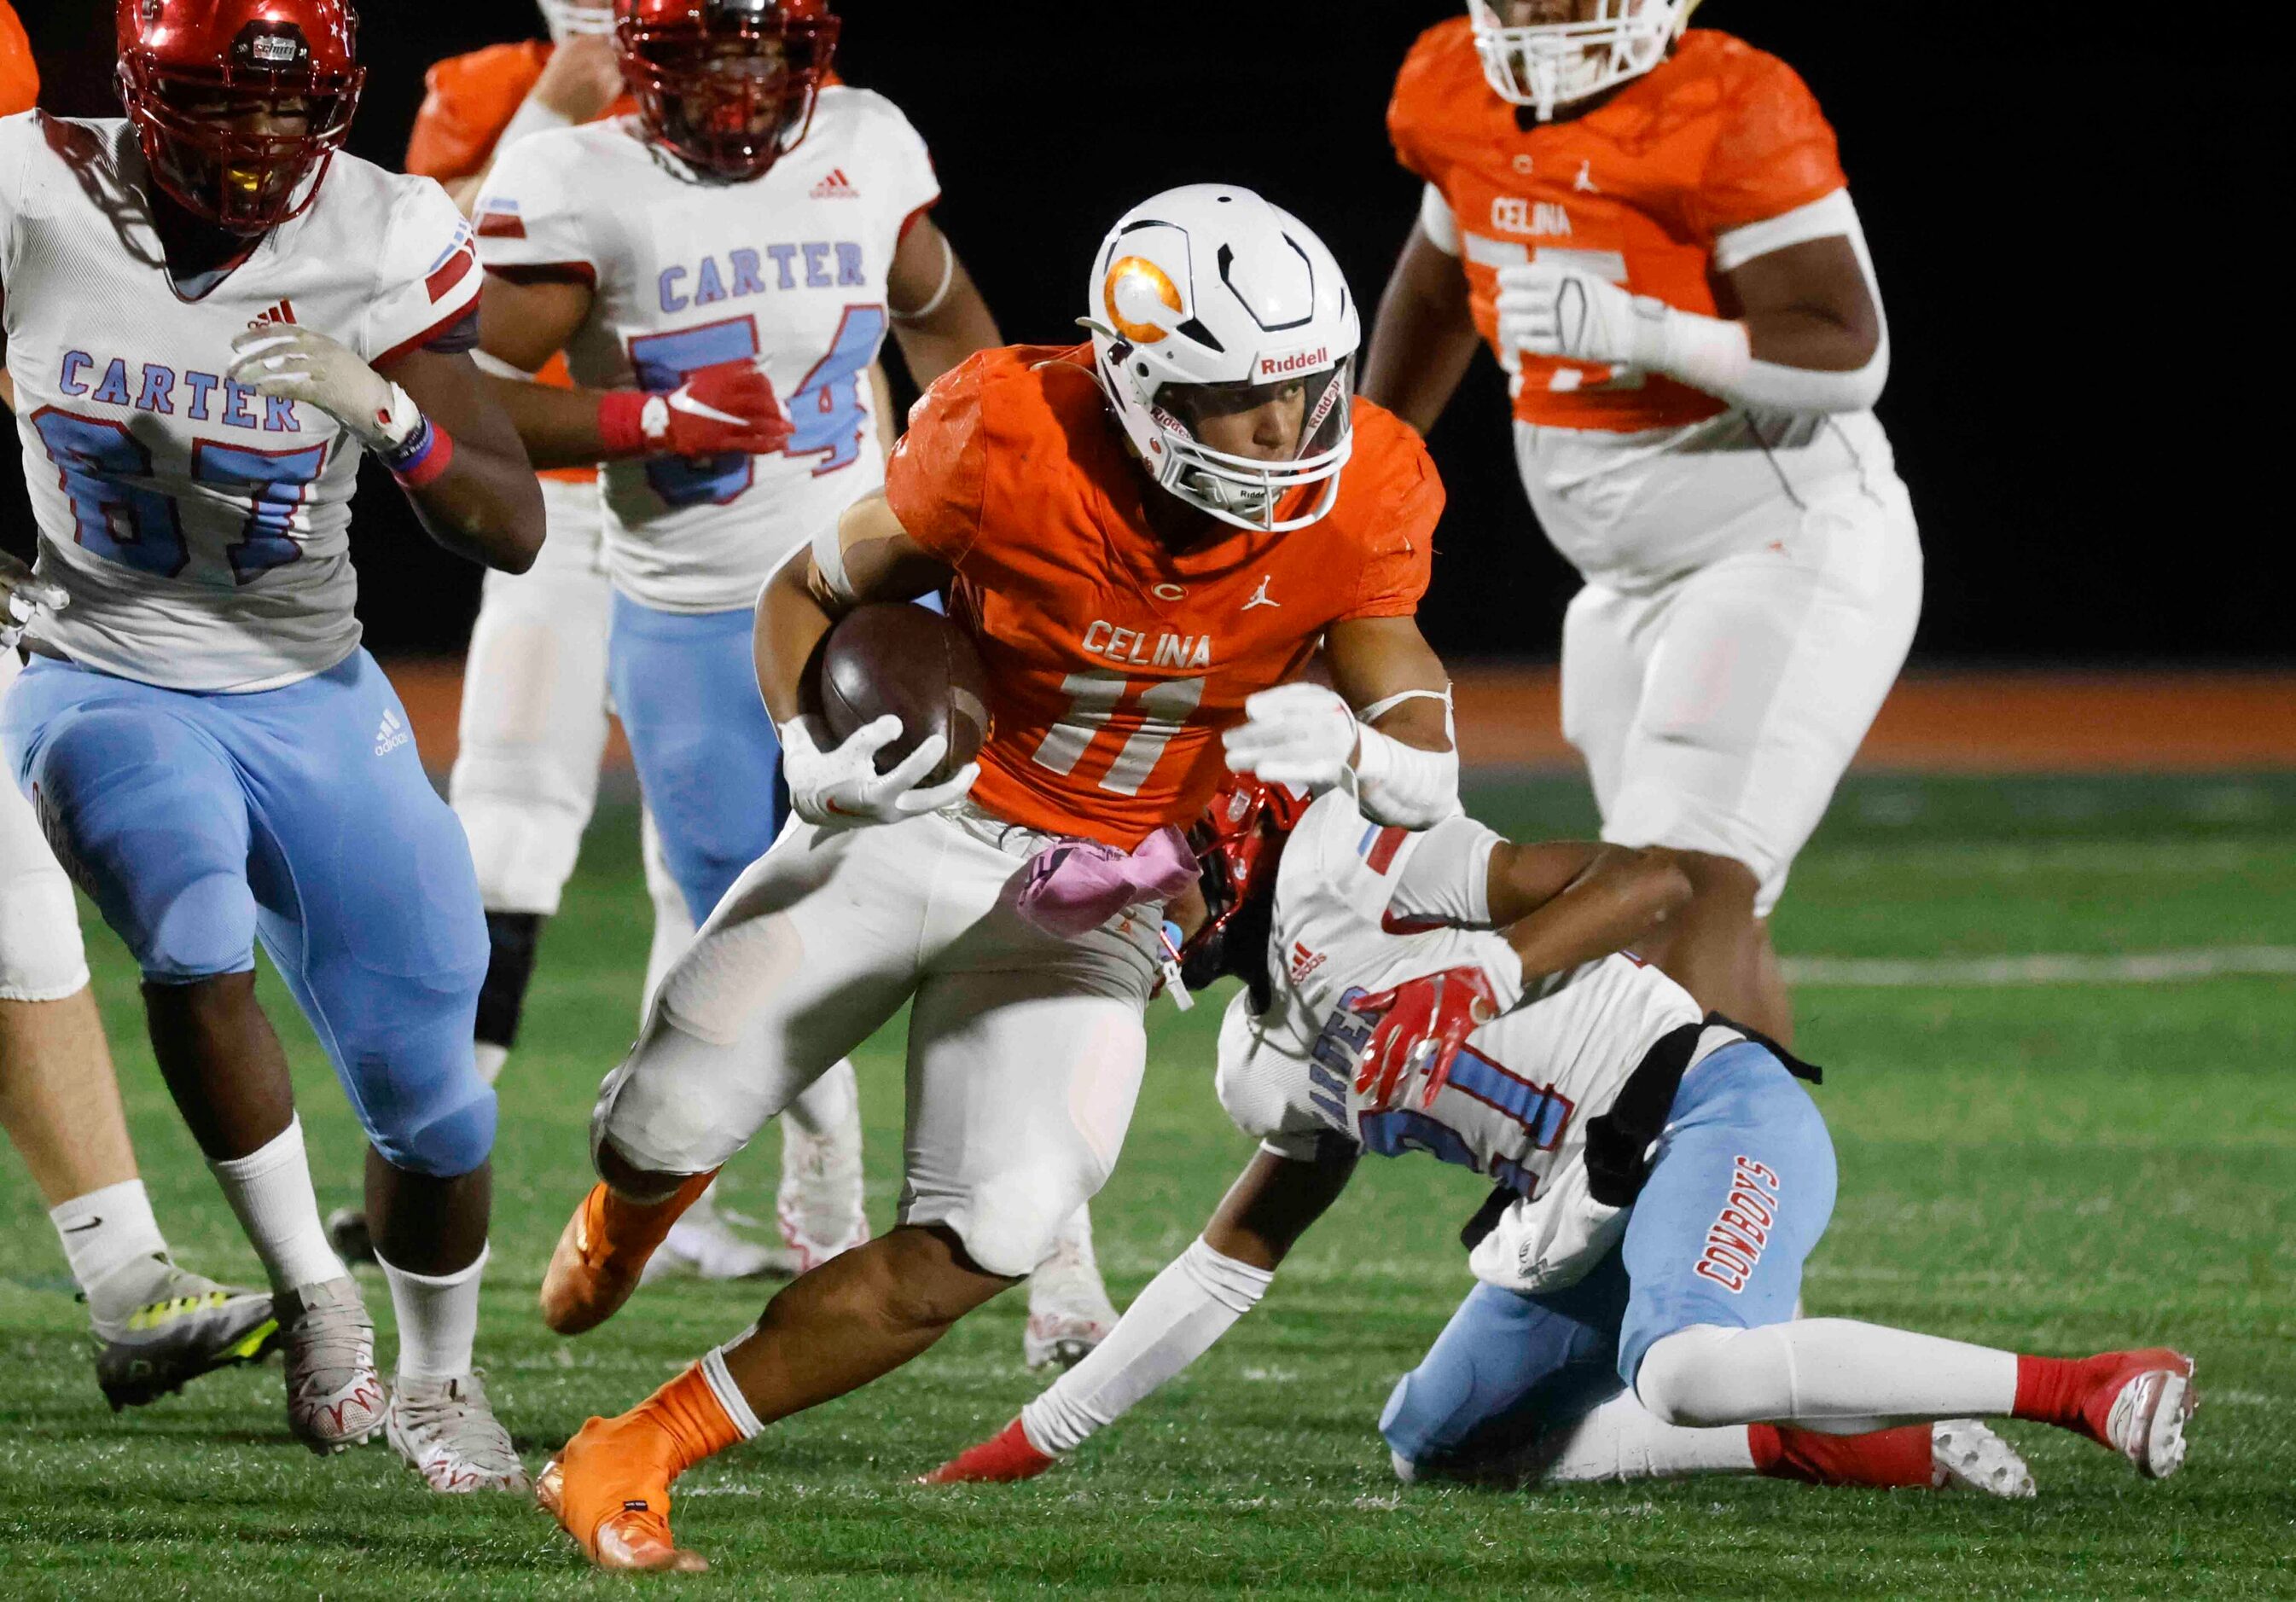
xmin=449 ymin=478 xmax=613 ymax=918
xmin=0 ymin=650 xmax=91 ymax=1002
xmin=593 ymin=804 xmax=1158 ymax=1279
xmin=1529 ymin=420 xmax=1921 ymax=915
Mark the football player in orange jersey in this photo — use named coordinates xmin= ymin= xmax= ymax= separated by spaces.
xmin=1 ymin=0 xmax=284 ymax=1411
xmin=527 ymin=185 xmax=1462 ymax=1571
xmin=1363 ymin=2 xmax=1921 ymax=1043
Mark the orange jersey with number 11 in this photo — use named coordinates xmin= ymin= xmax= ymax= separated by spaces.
xmin=886 ymin=344 xmax=1440 ymax=849
xmin=1390 ymin=24 xmax=1847 ymax=435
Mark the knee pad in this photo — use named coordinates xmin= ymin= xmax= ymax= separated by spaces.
xmin=453 ymin=796 xmax=588 ymax=916
xmin=473 ymin=911 xmax=543 ymax=1050
xmin=937 ymin=1168 xmax=1098 ymax=1280
xmin=363 ymin=1066 xmax=497 ymax=1178
xmin=0 ymin=856 xmax=90 ymax=1001
xmin=1630 ymin=1323 xmax=1747 ymax=1429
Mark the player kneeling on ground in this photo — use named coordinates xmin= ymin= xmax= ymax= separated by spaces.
xmin=927 ymin=778 xmax=2197 ymax=1495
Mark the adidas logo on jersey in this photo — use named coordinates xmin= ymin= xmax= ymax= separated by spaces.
xmin=810 ymin=168 xmax=859 ymax=200
xmin=1289 ymin=942 xmax=1325 ymax=983
xmin=374 ymin=707 xmax=410 ymax=757
xmin=253 ymin=298 xmax=297 ymax=325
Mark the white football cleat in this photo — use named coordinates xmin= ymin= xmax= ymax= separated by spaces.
xmin=386 ymin=1371 xmax=530 ymax=1493
xmin=278 ymin=1277 xmax=386 ymax=1453
xmin=1931 ymin=1419 xmax=2036 ymax=1499
xmin=1023 ymin=1206 xmax=1119 ymax=1372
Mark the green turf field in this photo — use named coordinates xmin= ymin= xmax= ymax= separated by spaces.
xmin=3 ymin=773 xmax=2291 ymax=1599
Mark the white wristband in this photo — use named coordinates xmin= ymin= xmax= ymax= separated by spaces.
xmin=1346 ymin=723 xmax=1460 ymax=829
xmin=1648 ymin=301 xmax=1887 ymax=415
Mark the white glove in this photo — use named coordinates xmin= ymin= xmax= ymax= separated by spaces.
xmin=1495 ymin=259 xmax=1671 ymax=371
xmin=2 ymin=549 xmax=68 ymax=651
xmin=227 ymin=323 xmax=423 ymax=456
xmin=781 ymin=713 xmax=979 ymax=831
xmin=1221 ymin=682 xmax=1359 ymax=792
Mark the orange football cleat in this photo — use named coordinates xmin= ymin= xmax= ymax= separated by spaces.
xmin=538 ymin=1411 xmax=708 ymax=1573
xmin=539 ymin=1171 xmax=716 ymax=1336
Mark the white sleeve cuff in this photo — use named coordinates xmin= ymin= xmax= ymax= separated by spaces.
xmin=1710 ymin=187 xmax=1857 ymax=275
xmin=1418 ymin=183 xmax=1461 ymax=257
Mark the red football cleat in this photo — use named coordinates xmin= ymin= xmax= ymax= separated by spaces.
xmin=921 ymin=1418 xmax=1060 ymax=1484
xmin=2078 ymin=1349 xmax=2198 ymax=1479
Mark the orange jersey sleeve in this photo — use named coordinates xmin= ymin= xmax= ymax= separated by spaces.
xmin=1689 ymin=49 xmax=1846 ymax=239
xmin=894 ymin=349 xmax=1442 ymax=848
xmin=883 ymin=353 xmax=992 ymax=571
xmin=1 ymin=0 xmax=36 ymax=119
xmin=405 ymin=41 xmax=550 ymax=183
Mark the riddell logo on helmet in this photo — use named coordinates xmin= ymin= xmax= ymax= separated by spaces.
xmin=1258 ymin=347 xmax=1328 ymax=379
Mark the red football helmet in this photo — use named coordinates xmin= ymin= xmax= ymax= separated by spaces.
xmin=614 ymin=0 xmax=837 ymax=183
xmin=116 ymin=0 xmax=363 ymax=235
xmin=1177 ymin=775 xmax=1312 ymax=1001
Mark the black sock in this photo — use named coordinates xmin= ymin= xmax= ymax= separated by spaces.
xmin=474 ymin=911 xmax=545 ymax=1051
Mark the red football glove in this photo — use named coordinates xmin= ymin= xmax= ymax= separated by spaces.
xmin=596 ymin=360 xmax=793 ymax=460
xmin=918 ymin=1418 xmax=1060 ymax=1485
xmin=1348 ymin=965 xmax=1506 ymax=1112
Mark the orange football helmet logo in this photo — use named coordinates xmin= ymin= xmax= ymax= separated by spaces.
xmin=1102 ymin=255 xmax=1183 ymax=345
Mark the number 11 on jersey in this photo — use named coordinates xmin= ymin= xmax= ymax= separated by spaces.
xmin=1031 ymin=670 xmax=1207 ymax=798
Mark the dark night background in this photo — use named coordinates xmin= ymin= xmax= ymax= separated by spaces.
xmin=8 ymin=3 xmax=2286 ymax=666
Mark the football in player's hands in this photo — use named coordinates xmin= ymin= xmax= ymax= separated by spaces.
xmin=820 ymin=603 xmax=991 ymax=784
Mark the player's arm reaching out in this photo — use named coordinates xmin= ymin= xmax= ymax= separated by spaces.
xmin=474 ymin=272 xmax=793 ymax=470
xmin=227 ymin=327 xmax=544 ymax=573
xmin=754 ymin=491 xmax=979 ymax=827
xmin=924 ymin=1135 xmax=1361 ymax=1483
xmin=1349 ymin=838 xmax=1692 ymax=1112
xmin=884 ymin=214 xmax=999 ymax=390
xmin=1223 ymin=615 xmax=1459 ymax=830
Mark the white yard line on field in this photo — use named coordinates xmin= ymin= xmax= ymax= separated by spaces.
xmin=1785 ymin=946 xmax=2296 ymax=988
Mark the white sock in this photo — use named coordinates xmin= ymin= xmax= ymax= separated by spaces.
xmin=473 ymin=1042 xmax=510 ymax=1087
xmin=1021 ymin=1237 xmax=1271 ymax=1455
xmin=1537 ymin=1390 xmax=1758 ymax=1483
xmin=700 ymin=1344 xmax=764 ymax=1439
xmin=375 ymin=1243 xmax=487 ymax=1381
xmin=207 ymin=1117 xmax=346 ymax=1295
xmin=1636 ymin=1319 xmax=2021 ymax=1433
xmin=50 ymin=1179 xmax=171 ymax=1325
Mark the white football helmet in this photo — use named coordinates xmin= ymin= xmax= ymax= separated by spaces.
xmin=1467 ymin=0 xmax=1699 ymax=120
xmin=1083 ymin=185 xmax=1358 ymax=534
xmin=538 ymin=0 xmax=613 ymax=44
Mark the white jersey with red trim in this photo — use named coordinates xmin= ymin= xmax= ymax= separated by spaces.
xmin=0 ymin=113 xmax=479 ymax=692
xmin=1216 ymin=791 xmax=1701 ymax=1201
xmin=473 ymin=86 xmax=939 ymax=612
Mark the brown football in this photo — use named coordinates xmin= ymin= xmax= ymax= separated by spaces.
xmin=818 ymin=602 xmax=991 ymax=782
